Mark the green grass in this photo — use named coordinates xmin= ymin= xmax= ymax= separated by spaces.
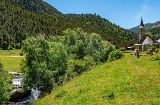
xmin=0 ymin=49 xmax=22 ymax=56
xmin=33 ymin=51 xmax=160 ymax=105
xmin=0 ymin=50 xmax=24 ymax=72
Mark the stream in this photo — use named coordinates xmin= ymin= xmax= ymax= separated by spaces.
xmin=16 ymin=88 xmax=40 ymax=105
xmin=11 ymin=72 xmax=40 ymax=105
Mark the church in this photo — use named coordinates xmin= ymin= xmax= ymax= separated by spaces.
xmin=135 ymin=17 xmax=158 ymax=51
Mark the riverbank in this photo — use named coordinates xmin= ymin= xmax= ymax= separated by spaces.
xmin=8 ymin=72 xmax=40 ymax=104
xmin=33 ymin=52 xmax=160 ymax=105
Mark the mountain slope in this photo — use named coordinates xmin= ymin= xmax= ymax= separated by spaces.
xmin=150 ymin=26 xmax=160 ymax=38
xmin=130 ymin=21 xmax=160 ymax=34
xmin=33 ymin=53 xmax=160 ymax=105
xmin=0 ymin=0 xmax=62 ymax=14
xmin=0 ymin=1 xmax=137 ymax=49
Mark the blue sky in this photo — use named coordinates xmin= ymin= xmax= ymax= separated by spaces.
xmin=44 ymin=0 xmax=160 ymax=29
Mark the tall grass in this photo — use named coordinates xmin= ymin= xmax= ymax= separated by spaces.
xmin=33 ymin=51 xmax=160 ymax=105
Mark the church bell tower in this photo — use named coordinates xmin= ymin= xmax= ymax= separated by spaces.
xmin=139 ymin=17 xmax=145 ymax=43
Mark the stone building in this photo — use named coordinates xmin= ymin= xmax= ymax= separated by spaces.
xmin=135 ymin=17 xmax=158 ymax=51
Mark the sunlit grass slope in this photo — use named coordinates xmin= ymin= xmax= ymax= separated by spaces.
xmin=34 ymin=52 xmax=160 ymax=105
xmin=0 ymin=50 xmax=24 ymax=72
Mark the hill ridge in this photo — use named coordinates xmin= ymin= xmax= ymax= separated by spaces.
xmin=0 ymin=0 xmax=62 ymax=14
xmin=130 ymin=21 xmax=160 ymax=34
xmin=0 ymin=1 xmax=137 ymax=49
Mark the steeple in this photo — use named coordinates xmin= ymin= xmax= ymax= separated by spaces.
xmin=139 ymin=16 xmax=145 ymax=42
xmin=140 ymin=16 xmax=144 ymax=27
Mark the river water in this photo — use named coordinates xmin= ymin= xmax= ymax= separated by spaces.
xmin=11 ymin=73 xmax=40 ymax=105
xmin=16 ymin=88 xmax=40 ymax=105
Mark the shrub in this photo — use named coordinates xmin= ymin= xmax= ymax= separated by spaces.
xmin=63 ymin=28 xmax=115 ymax=62
xmin=147 ymin=46 xmax=158 ymax=55
xmin=149 ymin=46 xmax=156 ymax=52
xmin=83 ymin=55 xmax=95 ymax=70
xmin=108 ymin=50 xmax=123 ymax=62
xmin=119 ymin=47 xmax=125 ymax=52
xmin=150 ymin=55 xmax=160 ymax=61
xmin=67 ymin=55 xmax=94 ymax=75
xmin=65 ymin=55 xmax=95 ymax=81
xmin=0 ymin=63 xmax=11 ymax=103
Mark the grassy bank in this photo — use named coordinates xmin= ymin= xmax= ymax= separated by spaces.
xmin=33 ymin=51 xmax=160 ymax=105
xmin=0 ymin=50 xmax=24 ymax=72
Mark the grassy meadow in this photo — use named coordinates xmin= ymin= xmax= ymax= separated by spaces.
xmin=33 ymin=51 xmax=160 ymax=105
xmin=0 ymin=50 xmax=24 ymax=72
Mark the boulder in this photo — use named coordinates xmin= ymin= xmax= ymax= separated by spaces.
xmin=9 ymin=88 xmax=31 ymax=102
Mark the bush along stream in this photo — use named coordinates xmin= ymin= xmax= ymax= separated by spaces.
xmin=9 ymin=72 xmax=41 ymax=104
xmin=21 ymin=29 xmax=115 ymax=94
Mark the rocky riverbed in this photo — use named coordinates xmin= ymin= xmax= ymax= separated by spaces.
xmin=9 ymin=72 xmax=40 ymax=105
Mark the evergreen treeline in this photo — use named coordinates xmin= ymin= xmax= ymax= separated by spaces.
xmin=130 ymin=20 xmax=160 ymax=40
xmin=0 ymin=1 xmax=137 ymax=49
xmin=150 ymin=26 xmax=160 ymax=39
xmin=0 ymin=0 xmax=61 ymax=14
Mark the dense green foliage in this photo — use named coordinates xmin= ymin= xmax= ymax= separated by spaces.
xmin=0 ymin=0 xmax=61 ymax=14
xmin=21 ymin=29 xmax=115 ymax=93
xmin=108 ymin=50 xmax=123 ymax=61
xmin=22 ymin=35 xmax=67 ymax=92
xmin=150 ymin=26 xmax=160 ymax=39
xmin=0 ymin=1 xmax=137 ymax=50
xmin=0 ymin=63 xmax=11 ymax=103
xmin=62 ymin=29 xmax=115 ymax=62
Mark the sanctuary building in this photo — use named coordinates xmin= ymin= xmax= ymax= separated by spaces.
xmin=135 ymin=17 xmax=158 ymax=51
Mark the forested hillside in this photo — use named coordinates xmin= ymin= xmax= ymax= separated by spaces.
xmin=130 ymin=21 xmax=160 ymax=40
xmin=0 ymin=0 xmax=62 ymax=14
xmin=150 ymin=26 xmax=160 ymax=39
xmin=0 ymin=1 xmax=137 ymax=49
xmin=130 ymin=21 xmax=160 ymax=34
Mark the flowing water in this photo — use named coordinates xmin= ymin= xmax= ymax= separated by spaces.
xmin=11 ymin=73 xmax=40 ymax=105
xmin=16 ymin=88 xmax=40 ymax=105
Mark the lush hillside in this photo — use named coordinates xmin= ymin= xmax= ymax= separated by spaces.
xmin=150 ymin=26 xmax=160 ymax=39
xmin=130 ymin=21 xmax=160 ymax=40
xmin=0 ymin=1 xmax=137 ymax=49
xmin=130 ymin=21 xmax=160 ymax=34
xmin=33 ymin=52 xmax=160 ymax=105
xmin=0 ymin=0 xmax=62 ymax=14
